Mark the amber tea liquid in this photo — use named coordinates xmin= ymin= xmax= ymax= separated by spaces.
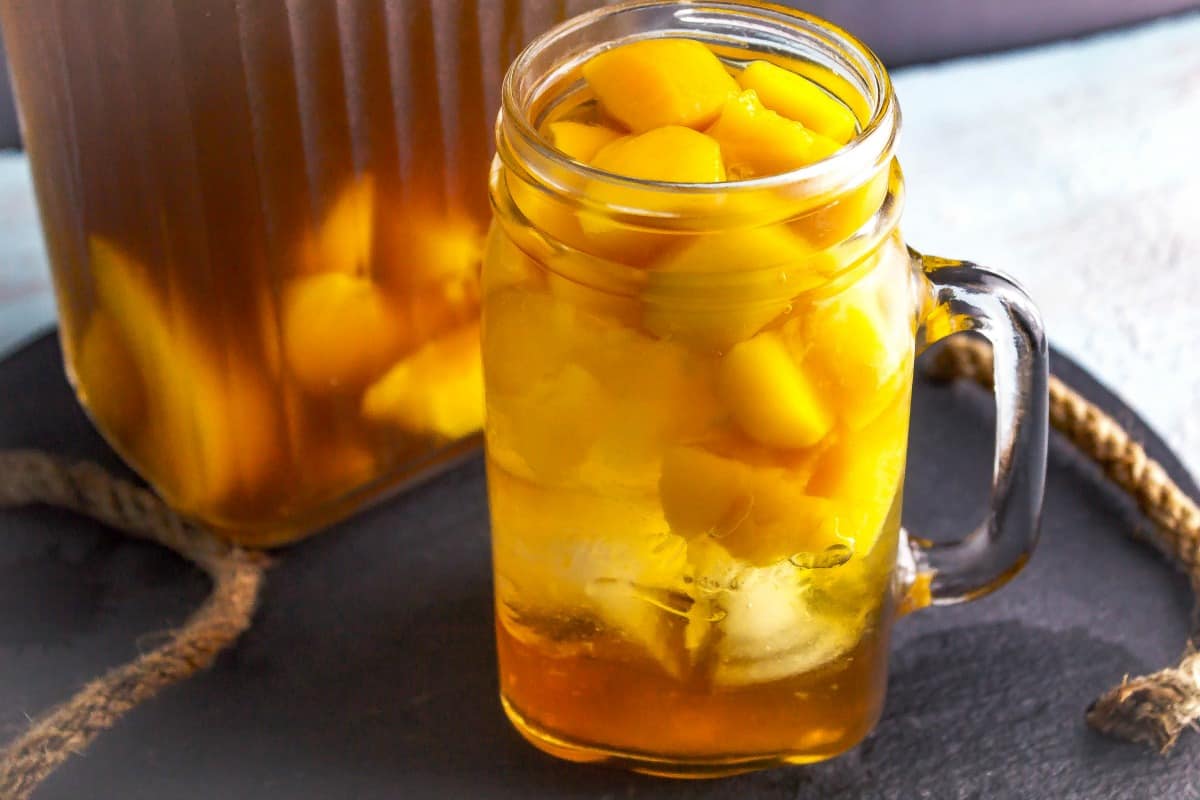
xmin=1 ymin=0 xmax=603 ymax=544
xmin=483 ymin=21 xmax=918 ymax=774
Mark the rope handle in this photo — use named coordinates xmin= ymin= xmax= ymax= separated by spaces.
xmin=927 ymin=337 xmax=1200 ymax=751
xmin=0 ymin=452 xmax=268 ymax=799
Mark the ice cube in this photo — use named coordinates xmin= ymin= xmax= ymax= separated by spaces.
xmin=488 ymin=463 xmax=691 ymax=676
xmin=683 ymin=539 xmax=869 ymax=687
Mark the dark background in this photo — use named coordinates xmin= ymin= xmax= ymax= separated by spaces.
xmin=0 ymin=0 xmax=1197 ymax=148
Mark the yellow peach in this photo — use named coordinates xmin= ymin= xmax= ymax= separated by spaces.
xmin=659 ymin=445 xmax=754 ymax=539
xmin=545 ymin=269 xmax=642 ymax=327
xmin=791 ymin=275 xmax=911 ymax=429
xmin=659 ymin=444 xmax=849 ymax=565
xmin=481 ymin=225 xmax=545 ymax=294
xmin=707 ymin=90 xmax=841 ymax=179
xmin=299 ymin=174 xmax=375 ymax=276
xmin=643 ymin=224 xmax=825 ymax=351
xmin=506 ymin=171 xmax=595 ymax=255
xmin=482 ymin=285 xmax=576 ymax=395
xmin=361 ymin=322 xmax=483 ymax=441
xmin=488 ymin=460 xmax=690 ymax=675
xmin=580 ymin=126 xmax=726 ymax=262
xmin=581 ymin=38 xmax=738 ymax=133
xmin=589 ymin=126 xmax=726 ymax=183
xmin=737 ymin=60 xmax=858 ymax=143
xmin=396 ymin=274 xmax=480 ymax=345
xmin=486 ymin=363 xmax=606 ymax=481
xmin=382 ymin=215 xmax=483 ymax=288
xmin=546 ymin=121 xmax=623 ymax=162
xmin=807 ymin=398 xmax=910 ymax=554
xmin=74 ymin=311 xmax=146 ymax=441
xmin=89 ymin=237 xmax=280 ymax=510
xmin=717 ymin=332 xmax=833 ymax=448
xmin=281 ymin=272 xmax=407 ymax=394
xmin=577 ymin=327 xmax=722 ymax=490
xmin=792 ymin=166 xmax=890 ymax=249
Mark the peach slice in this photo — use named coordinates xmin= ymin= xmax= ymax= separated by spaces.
xmin=574 ymin=322 xmax=722 ymax=490
xmin=506 ymin=171 xmax=595 ymax=255
xmin=89 ymin=237 xmax=279 ymax=510
xmin=299 ymin=174 xmax=375 ymax=276
xmin=792 ymin=166 xmax=890 ymax=249
xmin=737 ymin=60 xmax=858 ymax=143
xmin=399 ymin=274 xmax=480 ymax=347
xmin=644 ymin=224 xmax=826 ymax=351
xmin=546 ymin=121 xmax=623 ymax=162
xmin=481 ymin=225 xmax=546 ymax=295
xmin=582 ymin=38 xmax=739 ymax=133
xmin=589 ymin=126 xmax=726 ymax=184
xmin=486 ymin=362 xmax=605 ymax=482
xmin=659 ymin=445 xmax=849 ymax=566
xmin=789 ymin=272 xmax=911 ymax=429
xmin=717 ymin=332 xmax=833 ymax=449
xmin=281 ymin=272 xmax=407 ymax=394
xmin=707 ymin=90 xmax=841 ymax=179
xmin=807 ymin=398 xmax=910 ymax=555
xmin=380 ymin=214 xmax=484 ymax=289
xmin=488 ymin=460 xmax=691 ymax=676
xmin=74 ymin=311 xmax=145 ymax=440
xmin=486 ymin=281 xmax=718 ymax=489
xmin=482 ymin=285 xmax=577 ymax=396
xmin=579 ymin=126 xmax=726 ymax=263
xmin=360 ymin=321 xmax=483 ymax=441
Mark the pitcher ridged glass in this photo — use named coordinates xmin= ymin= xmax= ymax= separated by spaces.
xmin=0 ymin=0 xmax=604 ymax=545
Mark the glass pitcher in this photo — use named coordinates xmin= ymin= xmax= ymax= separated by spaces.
xmin=0 ymin=0 xmax=603 ymax=545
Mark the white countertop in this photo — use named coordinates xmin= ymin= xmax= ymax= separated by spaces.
xmin=1 ymin=11 xmax=1198 ymax=481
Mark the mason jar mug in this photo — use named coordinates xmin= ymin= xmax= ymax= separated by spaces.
xmin=482 ymin=0 xmax=1048 ymax=777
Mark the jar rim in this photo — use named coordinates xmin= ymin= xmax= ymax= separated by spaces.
xmin=498 ymin=0 xmax=901 ymax=204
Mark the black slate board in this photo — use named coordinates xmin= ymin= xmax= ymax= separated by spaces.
xmin=1 ymin=332 xmax=1198 ymax=800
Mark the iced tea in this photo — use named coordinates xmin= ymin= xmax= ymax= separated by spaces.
xmin=0 ymin=0 xmax=602 ymax=543
xmin=485 ymin=27 xmax=916 ymax=774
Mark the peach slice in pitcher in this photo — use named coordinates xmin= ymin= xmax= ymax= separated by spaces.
xmin=361 ymin=322 xmax=484 ymax=441
xmin=281 ymin=272 xmax=407 ymax=395
xmin=89 ymin=237 xmax=280 ymax=511
xmin=298 ymin=174 xmax=375 ymax=276
xmin=379 ymin=214 xmax=484 ymax=290
xmin=74 ymin=310 xmax=146 ymax=441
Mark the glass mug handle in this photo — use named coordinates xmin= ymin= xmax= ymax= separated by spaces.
xmin=899 ymin=249 xmax=1050 ymax=609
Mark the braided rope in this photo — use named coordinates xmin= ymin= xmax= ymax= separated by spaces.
xmin=0 ymin=452 xmax=267 ymax=799
xmin=928 ymin=337 xmax=1200 ymax=751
